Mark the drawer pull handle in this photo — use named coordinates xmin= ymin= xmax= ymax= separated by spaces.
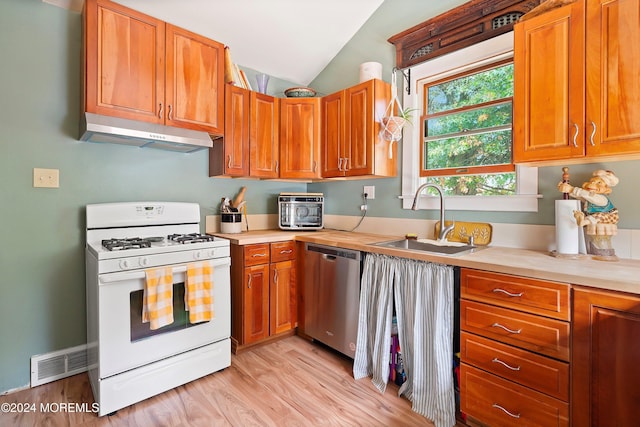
xmin=492 ymin=357 xmax=521 ymax=371
xmin=280 ymin=249 xmax=293 ymax=254
xmin=492 ymin=403 xmax=521 ymax=419
xmin=492 ymin=322 xmax=522 ymax=334
xmin=251 ymin=253 xmax=267 ymax=257
xmin=492 ymin=288 xmax=524 ymax=298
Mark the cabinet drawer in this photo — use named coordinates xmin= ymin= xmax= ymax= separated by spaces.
xmin=460 ymin=331 xmax=569 ymax=401
xmin=461 ymin=364 xmax=569 ymax=427
xmin=461 ymin=300 xmax=570 ymax=361
xmin=270 ymin=241 xmax=295 ymax=263
xmin=461 ymin=269 xmax=570 ymax=320
xmin=244 ymin=243 xmax=270 ymax=266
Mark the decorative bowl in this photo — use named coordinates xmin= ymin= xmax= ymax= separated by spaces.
xmin=284 ymin=87 xmax=317 ymax=98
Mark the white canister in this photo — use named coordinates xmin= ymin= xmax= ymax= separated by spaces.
xmin=359 ymin=62 xmax=382 ymax=82
xmin=220 ymin=212 xmax=243 ymax=234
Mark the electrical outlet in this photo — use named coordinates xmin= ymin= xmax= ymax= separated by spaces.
xmin=33 ymin=168 xmax=59 ymax=188
xmin=363 ymin=185 xmax=375 ymax=199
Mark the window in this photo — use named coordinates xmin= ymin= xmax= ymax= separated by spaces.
xmin=400 ymin=33 xmax=539 ymax=212
xmin=422 ymin=60 xmax=515 ymax=195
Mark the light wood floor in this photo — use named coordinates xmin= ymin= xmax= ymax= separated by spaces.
xmin=0 ymin=336 xmax=438 ymax=426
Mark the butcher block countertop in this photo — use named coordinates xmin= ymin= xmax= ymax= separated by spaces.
xmin=210 ymin=229 xmax=640 ymax=296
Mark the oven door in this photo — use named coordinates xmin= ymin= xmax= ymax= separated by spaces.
xmin=96 ymin=257 xmax=230 ymax=378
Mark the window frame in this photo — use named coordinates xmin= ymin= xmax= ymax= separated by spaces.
xmin=421 ymin=58 xmax=515 ymax=178
xmin=400 ymin=32 xmax=540 ymax=212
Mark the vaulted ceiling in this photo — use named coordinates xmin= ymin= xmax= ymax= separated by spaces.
xmin=45 ymin=0 xmax=469 ymax=86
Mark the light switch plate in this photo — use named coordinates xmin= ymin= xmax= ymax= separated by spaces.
xmin=33 ymin=168 xmax=59 ymax=188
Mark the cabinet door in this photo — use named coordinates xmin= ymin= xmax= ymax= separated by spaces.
xmin=513 ymin=2 xmax=585 ymax=163
xmin=586 ymin=0 xmax=640 ymax=157
xmin=270 ymin=260 xmax=294 ymax=335
xmin=222 ymin=85 xmax=250 ymax=176
xmin=84 ymin=0 xmax=165 ymax=124
xmin=250 ymin=92 xmax=280 ymax=178
xmin=279 ymin=98 xmax=321 ymax=179
xmin=165 ymin=24 xmax=224 ymax=135
xmin=344 ymin=81 xmax=375 ymax=175
xmin=321 ymin=91 xmax=345 ymax=177
xmin=572 ymin=287 xmax=640 ymax=427
xmin=243 ymin=264 xmax=270 ymax=345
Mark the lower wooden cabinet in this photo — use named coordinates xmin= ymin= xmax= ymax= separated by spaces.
xmin=462 ymin=364 xmax=568 ymax=427
xmin=230 ymin=241 xmax=296 ymax=352
xmin=572 ymin=286 xmax=640 ymax=427
xmin=459 ymin=268 xmax=570 ymax=426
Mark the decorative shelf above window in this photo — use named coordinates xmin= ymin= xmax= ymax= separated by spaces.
xmin=388 ymin=0 xmax=543 ymax=69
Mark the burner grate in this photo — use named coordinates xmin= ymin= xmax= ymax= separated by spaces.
xmin=167 ymin=233 xmax=216 ymax=244
xmin=102 ymin=238 xmax=152 ymax=251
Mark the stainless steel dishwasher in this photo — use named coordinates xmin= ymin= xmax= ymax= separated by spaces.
xmin=303 ymin=243 xmax=362 ymax=358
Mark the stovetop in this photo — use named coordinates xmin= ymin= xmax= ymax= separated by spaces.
xmin=87 ymin=233 xmax=229 ymax=262
xmin=101 ymin=234 xmax=218 ymax=251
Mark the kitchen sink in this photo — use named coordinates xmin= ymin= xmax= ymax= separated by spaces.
xmin=370 ymin=238 xmax=486 ymax=256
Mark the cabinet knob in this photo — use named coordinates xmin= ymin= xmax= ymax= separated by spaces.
xmin=158 ymin=103 xmax=164 ymax=119
xmin=247 ymin=274 xmax=252 ymax=289
xmin=168 ymin=104 xmax=173 ymax=121
xmin=338 ymin=157 xmax=343 ymax=171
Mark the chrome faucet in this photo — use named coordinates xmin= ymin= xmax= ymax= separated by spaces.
xmin=411 ymin=183 xmax=455 ymax=242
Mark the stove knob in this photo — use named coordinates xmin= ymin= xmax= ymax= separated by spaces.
xmin=139 ymin=257 xmax=149 ymax=267
xmin=194 ymin=251 xmax=202 ymax=260
xmin=119 ymin=259 xmax=130 ymax=270
xmin=208 ymin=249 xmax=217 ymax=258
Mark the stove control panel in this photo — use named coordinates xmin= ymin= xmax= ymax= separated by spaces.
xmin=135 ymin=205 xmax=164 ymax=218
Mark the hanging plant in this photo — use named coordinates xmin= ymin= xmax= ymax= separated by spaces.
xmin=381 ymin=106 xmax=418 ymax=141
xmin=380 ymin=69 xmax=416 ymax=144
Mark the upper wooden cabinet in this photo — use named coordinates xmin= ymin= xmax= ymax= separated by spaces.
xmin=210 ymin=85 xmax=250 ymax=177
xmin=84 ymin=0 xmax=224 ymax=135
xmin=280 ymin=98 xmax=321 ymax=179
xmin=249 ymin=92 xmax=280 ymax=178
xmin=210 ymin=87 xmax=279 ymax=177
xmin=321 ymin=79 xmax=396 ymax=178
xmin=514 ymin=0 xmax=640 ymax=164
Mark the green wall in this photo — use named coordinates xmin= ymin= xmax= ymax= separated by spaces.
xmin=1 ymin=0 xmax=639 ymax=394
xmin=308 ymin=0 xmax=640 ymax=229
xmin=0 ymin=1 xmax=303 ymax=393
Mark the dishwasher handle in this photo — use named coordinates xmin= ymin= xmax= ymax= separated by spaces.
xmin=305 ymin=243 xmax=361 ymax=261
xmin=323 ymin=254 xmax=337 ymax=261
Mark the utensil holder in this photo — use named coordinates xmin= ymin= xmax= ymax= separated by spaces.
xmin=220 ymin=212 xmax=242 ymax=234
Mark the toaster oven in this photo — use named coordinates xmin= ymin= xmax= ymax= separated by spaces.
xmin=278 ymin=193 xmax=324 ymax=230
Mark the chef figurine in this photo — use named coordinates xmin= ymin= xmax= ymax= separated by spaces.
xmin=557 ymin=169 xmax=619 ymax=260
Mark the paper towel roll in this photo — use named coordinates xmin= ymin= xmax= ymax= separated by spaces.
xmin=359 ymin=62 xmax=382 ymax=82
xmin=555 ymin=199 xmax=582 ymax=254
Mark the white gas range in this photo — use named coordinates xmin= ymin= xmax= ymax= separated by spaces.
xmin=85 ymin=202 xmax=231 ymax=416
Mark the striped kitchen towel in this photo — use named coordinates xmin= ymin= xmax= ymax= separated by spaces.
xmin=142 ymin=267 xmax=174 ymax=330
xmin=185 ymin=261 xmax=214 ymax=323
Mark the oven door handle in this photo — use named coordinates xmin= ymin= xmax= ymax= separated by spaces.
xmin=99 ymin=257 xmax=231 ymax=284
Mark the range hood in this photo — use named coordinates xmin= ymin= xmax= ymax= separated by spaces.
xmin=80 ymin=113 xmax=214 ymax=153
